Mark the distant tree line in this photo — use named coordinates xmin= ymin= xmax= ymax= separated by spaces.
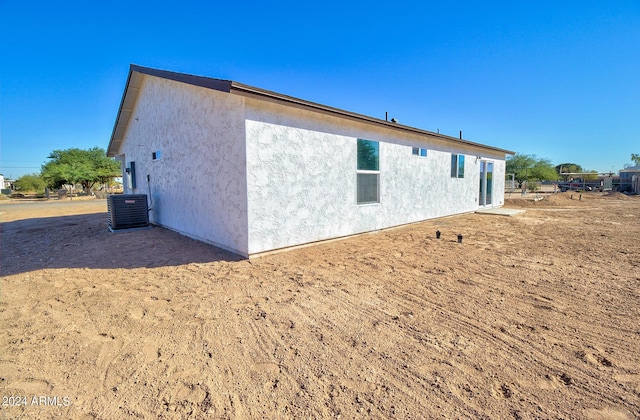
xmin=12 ymin=147 xmax=121 ymax=195
xmin=506 ymin=154 xmax=601 ymax=190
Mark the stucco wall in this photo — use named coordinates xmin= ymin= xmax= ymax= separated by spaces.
xmin=491 ymin=159 xmax=506 ymax=206
xmin=116 ymin=76 xmax=249 ymax=255
xmin=113 ymin=75 xmax=507 ymax=256
xmin=245 ymin=99 xmax=507 ymax=254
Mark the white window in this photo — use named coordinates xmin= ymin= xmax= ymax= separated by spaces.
xmin=357 ymin=139 xmax=379 ymax=204
xmin=451 ymin=154 xmax=465 ymax=178
xmin=412 ymin=147 xmax=427 ymax=157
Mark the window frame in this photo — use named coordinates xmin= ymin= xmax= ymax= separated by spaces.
xmin=451 ymin=153 xmax=465 ymax=178
xmin=412 ymin=147 xmax=427 ymax=157
xmin=357 ymin=139 xmax=380 ymax=205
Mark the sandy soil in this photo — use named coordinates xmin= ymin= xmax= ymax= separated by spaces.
xmin=1 ymin=193 xmax=639 ymax=419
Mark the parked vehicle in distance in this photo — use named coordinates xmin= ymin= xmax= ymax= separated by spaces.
xmin=556 ymin=178 xmax=603 ymax=192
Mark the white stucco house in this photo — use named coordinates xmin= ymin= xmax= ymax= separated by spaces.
xmin=107 ymin=64 xmax=514 ymax=257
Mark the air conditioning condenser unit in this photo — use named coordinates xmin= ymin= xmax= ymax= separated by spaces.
xmin=107 ymin=194 xmax=150 ymax=231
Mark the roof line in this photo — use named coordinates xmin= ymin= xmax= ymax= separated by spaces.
xmin=130 ymin=64 xmax=234 ymax=92
xmin=108 ymin=65 xmax=515 ymax=157
xmin=229 ymin=81 xmax=514 ymax=154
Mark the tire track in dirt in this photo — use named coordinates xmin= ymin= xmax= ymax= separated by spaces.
xmin=251 ymin=280 xmax=358 ymax=417
xmin=316 ymin=286 xmax=495 ymax=416
xmin=496 ymin=249 xmax=640 ymax=376
xmin=385 ymin=274 xmax=639 ymax=415
xmin=265 ymin=273 xmax=489 ymax=418
xmin=274 ymin=245 xmax=523 ymax=417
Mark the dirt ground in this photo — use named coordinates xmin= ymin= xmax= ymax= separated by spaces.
xmin=1 ymin=193 xmax=639 ymax=419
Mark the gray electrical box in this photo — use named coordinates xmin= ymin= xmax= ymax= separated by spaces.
xmin=107 ymin=194 xmax=149 ymax=231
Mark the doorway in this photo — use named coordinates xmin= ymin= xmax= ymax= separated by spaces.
xmin=479 ymin=161 xmax=494 ymax=207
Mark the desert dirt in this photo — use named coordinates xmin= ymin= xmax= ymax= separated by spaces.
xmin=0 ymin=193 xmax=639 ymax=419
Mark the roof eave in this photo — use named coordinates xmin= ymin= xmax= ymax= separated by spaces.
xmin=230 ymin=82 xmax=515 ymax=156
xmin=107 ymin=65 xmax=515 ymax=157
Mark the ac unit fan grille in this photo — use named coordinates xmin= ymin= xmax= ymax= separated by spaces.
xmin=107 ymin=194 xmax=149 ymax=230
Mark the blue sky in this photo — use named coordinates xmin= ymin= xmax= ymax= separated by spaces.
xmin=1 ymin=0 xmax=639 ymax=179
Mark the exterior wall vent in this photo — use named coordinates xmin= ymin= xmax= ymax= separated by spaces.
xmin=107 ymin=194 xmax=150 ymax=231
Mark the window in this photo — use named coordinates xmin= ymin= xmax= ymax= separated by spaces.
xmin=412 ymin=147 xmax=427 ymax=157
xmin=152 ymin=150 xmax=162 ymax=160
xmin=357 ymin=173 xmax=379 ymax=204
xmin=357 ymin=139 xmax=379 ymax=204
xmin=451 ymin=154 xmax=465 ymax=178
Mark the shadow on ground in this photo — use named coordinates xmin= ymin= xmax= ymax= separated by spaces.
xmin=1 ymin=212 xmax=243 ymax=275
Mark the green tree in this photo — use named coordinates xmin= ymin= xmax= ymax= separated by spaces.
xmin=41 ymin=147 xmax=121 ymax=196
xmin=506 ymin=154 xmax=534 ymax=187
xmin=14 ymin=173 xmax=46 ymax=193
xmin=530 ymin=158 xmax=558 ymax=182
xmin=555 ymin=163 xmax=583 ymax=180
xmin=507 ymin=154 xmax=558 ymax=188
xmin=631 ymin=153 xmax=640 ymax=166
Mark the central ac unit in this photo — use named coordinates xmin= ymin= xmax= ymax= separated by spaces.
xmin=107 ymin=194 xmax=150 ymax=231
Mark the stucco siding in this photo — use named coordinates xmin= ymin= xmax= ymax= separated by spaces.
xmin=117 ymin=76 xmax=249 ymax=255
xmin=245 ymin=99 xmax=506 ymax=254
xmin=245 ymin=119 xmax=354 ymax=254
